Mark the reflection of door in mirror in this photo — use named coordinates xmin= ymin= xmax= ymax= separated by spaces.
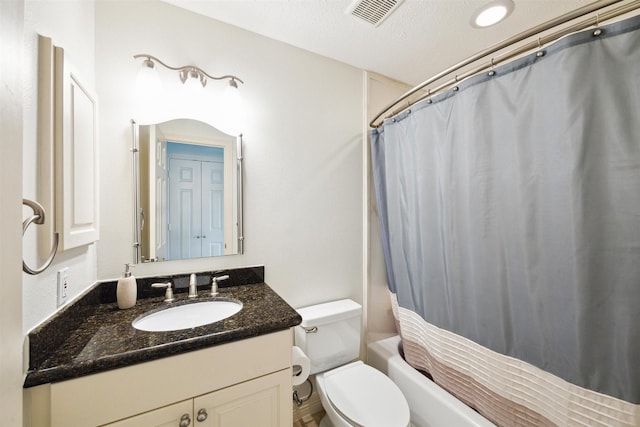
xmin=154 ymin=132 xmax=168 ymax=260
xmin=140 ymin=124 xmax=169 ymax=262
xmin=168 ymin=145 xmax=225 ymax=259
xmin=138 ymin=119 xmax=236 ymax=262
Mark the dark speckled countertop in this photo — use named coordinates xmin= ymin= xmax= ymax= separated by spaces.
xmin=24 ymin=266 xmax=302 ymax=388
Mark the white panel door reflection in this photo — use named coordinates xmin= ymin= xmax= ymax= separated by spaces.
xmin=168 ymin=143 xmax=225 ymax=260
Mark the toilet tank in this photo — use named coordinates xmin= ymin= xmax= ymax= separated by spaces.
xmin=294 ymin=299 xmax=362 ymax=375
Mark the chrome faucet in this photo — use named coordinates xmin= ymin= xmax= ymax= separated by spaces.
xmin=188 ymin=273 xmax=198 ymax=298
xmin=210 ymin=275 xmax=229 ymax=296
xmin=151 ymin=281 xmax=175 ymax=302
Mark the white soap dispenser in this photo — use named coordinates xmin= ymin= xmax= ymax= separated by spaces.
xmin=116 ymin=263 xmax=137 ymax=309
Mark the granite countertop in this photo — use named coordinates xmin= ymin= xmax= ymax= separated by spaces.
xmin=24 ymin=267 xmax=302 ymax=388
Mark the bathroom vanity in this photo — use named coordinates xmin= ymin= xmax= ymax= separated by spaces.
xmin=23 ymin=267 xmax=302 ymax=426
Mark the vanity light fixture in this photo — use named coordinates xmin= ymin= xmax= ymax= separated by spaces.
xmin=133 ymin=54 xmax=244 ymax=90
xmin=470 ymin=0 xmax=514 ymax=28
xmin=133 ymin=53 xmax=245 ymax=132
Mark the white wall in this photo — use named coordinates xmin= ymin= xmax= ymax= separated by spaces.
xmin=1 ymin=1 xmax=25 ymax=423
xmin=22 ymin=0 xmax=97 ymax=334
xmin=96 ymin=1 xmax=364 ymax=309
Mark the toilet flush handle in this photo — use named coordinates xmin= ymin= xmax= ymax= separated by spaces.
xmin=303 ymin=326 xmax=318 ymax=333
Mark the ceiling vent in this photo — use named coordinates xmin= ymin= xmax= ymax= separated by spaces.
xmin=346 ymin=0 xmax=405 ymax=27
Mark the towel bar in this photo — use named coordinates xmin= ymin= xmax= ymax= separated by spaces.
xmin=22 ymin=198 xmax=59 ymax=275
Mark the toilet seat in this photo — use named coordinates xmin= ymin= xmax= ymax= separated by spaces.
xmin=322 ymin=361 xmax=410 ymax=427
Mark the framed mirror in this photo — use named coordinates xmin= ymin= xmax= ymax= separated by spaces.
xmin=131 ymin=119 xmax=243 ymax=263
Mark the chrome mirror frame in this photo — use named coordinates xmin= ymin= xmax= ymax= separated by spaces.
xmin=130 ymin=119 xmax=244 ymax=264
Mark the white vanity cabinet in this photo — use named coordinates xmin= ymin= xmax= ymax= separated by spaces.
xmin=25 ymin=330 xmax=293 ymax=427
xmin=105 ymin=370 xmax=290 ymax=427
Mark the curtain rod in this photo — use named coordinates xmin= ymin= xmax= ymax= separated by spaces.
xmin=370 ymin=0 xmax=640 ymax=128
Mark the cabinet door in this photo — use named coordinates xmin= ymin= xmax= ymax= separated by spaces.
xmin=194 ymin=369 xmax=292 ymax=427
xmin=54 ymin=45 xmax=99 ymax=250
xmin=103 ymin=399 xmax=192 ymax=427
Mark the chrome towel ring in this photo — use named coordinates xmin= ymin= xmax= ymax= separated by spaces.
xmin=22 ymin=198 xmax=59 ymax=275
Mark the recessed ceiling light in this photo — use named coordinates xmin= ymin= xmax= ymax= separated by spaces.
xmin=470 ymin=0 xmax=514 ymax=28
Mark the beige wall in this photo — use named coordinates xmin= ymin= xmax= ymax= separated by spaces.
xmin=95 ymin=1 xmax=364 ymax=310
xmin=22 ymin=0 xmax=97 ymax=334
xmin=1 ymin=1 xmax=25 ymax=424
xmin=20 ymin=0 xmax=365 ymax=334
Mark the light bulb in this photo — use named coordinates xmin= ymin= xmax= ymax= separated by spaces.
xmin=182 ymin=73 xmax=202 ymax=98
xmin=134 ymin=60 xmax=162 ymax=121
xmin=219 ymin=80 xmax=243 ymax=135
xmin=179 ymin=71 xmax=207 ymax=121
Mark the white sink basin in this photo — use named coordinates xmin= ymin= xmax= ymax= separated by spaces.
xmin=132 ymin=299 xmax=243 ymax=332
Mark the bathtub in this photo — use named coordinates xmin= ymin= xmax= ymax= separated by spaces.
xmin=367 ymin=335 xmax=496 ymax=427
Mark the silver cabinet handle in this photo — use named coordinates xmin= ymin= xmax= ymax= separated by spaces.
xmin=196 ymin=408 xmax=208 ymax=422
xmin=179 ymin=413 xmax=191 ymax=427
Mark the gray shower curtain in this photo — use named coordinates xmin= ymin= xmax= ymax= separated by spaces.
xmin=371 ymin=15 xmax=640 ymax=404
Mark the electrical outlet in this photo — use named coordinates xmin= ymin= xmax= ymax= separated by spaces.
xmin=57 ymin=268 xmax=69 ymax=307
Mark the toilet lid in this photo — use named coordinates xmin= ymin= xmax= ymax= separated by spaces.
xmin=324 ymin=362 xmax=410 ymax=427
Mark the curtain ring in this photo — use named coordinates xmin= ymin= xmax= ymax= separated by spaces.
xmin=593 ymin=13 xmax=603 ymax=36
xmin=536 ymin=37 xmax=545 ymax=57
xmin=452 ymin=75 xmax=460 ymax=91
xmin=488 ymin=58 xmax=497 ymax=76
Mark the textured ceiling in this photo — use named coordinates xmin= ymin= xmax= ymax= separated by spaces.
xmin=163 ymin=0 xmax=606 ymax=86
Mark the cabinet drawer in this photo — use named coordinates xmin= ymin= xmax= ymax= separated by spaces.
xmin=101 ymin=399 xmax=192 ymax=427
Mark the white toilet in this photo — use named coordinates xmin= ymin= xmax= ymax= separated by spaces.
xmin=295 ymin=299 xmax=410 ymax=427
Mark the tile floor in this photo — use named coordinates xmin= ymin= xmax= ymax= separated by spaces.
xmin=293 ymin=410 xmax=325 ymax=427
